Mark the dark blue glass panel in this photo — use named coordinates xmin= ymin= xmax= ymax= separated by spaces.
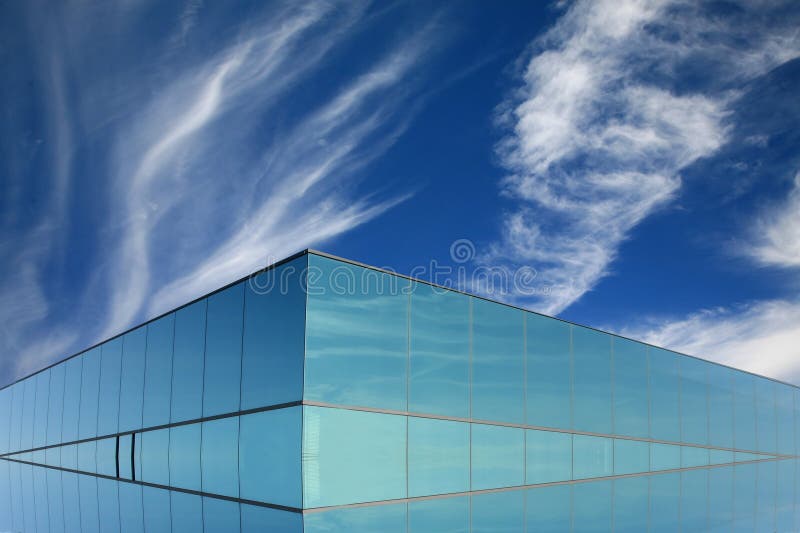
xmin=143 ymin=486 xmax=171 ymax=533
xmin=143 ymin=314 xmax=174 ymax=428
xmin=33 ymin=371 xmax=49 ymax=448
xmin=79 ymin=474 xmax=100 ymax=533
xmin=472 ymin=490 xmax=524 ymax=533
xmin=203 ymin=497 xmax=241 ymax=533
xmin=572 ymin=326 xmax=612 ymax=433
xmin=572 ymin=480 xmax=612 ymax=532
xmin=203 ymin=282 xmax=244 ymax=417
xmin=61 ymin=471 xmax=81 ymax=533
xmin=733 ymin=462 xmax=756 ymax=532
xmin=119 ymin=482 xmax=144 ymax=533
xmin=119 ymin=327 xmax=147 ymax=433
xmin=141 ymin=428 xmax=170 ymax=486
xmin=201 ymin=417 xmax=239 ymax=497
xmin=78 ymin=440 xmax=96 ymax=472
xmin=409 ymin=496 xmax=469 ymax=533
xmin=171 ymin=299 xmax=206 ymax=423
xmin=78 ymin=348 xmax=101 ymax=440
xmin=305 ymin=255 xmax=409 ymax=411
xmin=241 ymin=504 xmax=303 ymax=532
xmin=96 ymin=437 xmax=117 ymax=477
xmin=241 ymin=258 xmax=306 ymax=410
xmin=34 ymin=465 xmax=49 ymax=533
xmin=409 ymin=282 xmax=470 ymax=418
xmin=573 ymin=434 xmax=613 ymax=479
xmin=679 ymin=356 xmax=709 ymax=445
xmin=45 ymin=364 xmax=65 ymax=447
xmin=733 ymin=371 xmax=757 ymax=451
xmin=756 ymin=460 xmax=777 ymax=532
xmin=525 ymin=429 xmax=571 ymax=484
xmin=97 ymin=477 xmax=120 ymax=533
xmin=681 ymin=469 xmax=708 ymax=531
xmin=20 ymin=376 xmax=35 ymax=450
xmin=97 ymin=338 xmax=123 ymax=436
xmin=649 ymin=347 xmax=680 ymax=442
xmin=408 ymin=417 xmax=469 ymax=497
xmin=650 ymin=442 xmax=680 ymax=471
xmin=170 ymin=491 xmax=203 ymax=533
xmin=304 ymin=502 xmax=407 ymax=532
xmin=614 ymin=477 xmax=649 ymax=532
xmin=46 ymin=468 xmax=64 ymax=533
xmin=169 ymin=423 xmax=201 ymax=490
xmin=708 ymin=465 xmax=733 ymax=532
xmin=526 ymin=314 xmax=571 ymax=430
xmin=613 ymin=439 xmax=649 ymax=475
xmin=526 ymin=485 xmax=571 ymax=532
xmin=776 ymin=384 xmax=795 ymax=456
xmin=756 ymin=379 xmax=777 ymax=453
xmin=708 ymin=364 xmax=734 ymax=449
xmin=613 ymin=338 xmax=649 ymax=438
xmin=471 ymin=298 xmax=524 ymax=424
xmin=118 ymin=434 xmax=133 ymax=480
xmin=471 ymin=423 xmax=524 ymax=490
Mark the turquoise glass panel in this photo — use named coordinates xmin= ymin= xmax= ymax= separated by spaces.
xmin=613 ymin=439 xmax=649 ymax=475
xmin=304 ymin=502 xmax=407 ymax=533
xmin=735 ymin=451 xmax=764 ymax=462
xmin=140 ymin=428 xmax=170 ymax=486
xmin=142 ymin=486 xmax=171 ymax=533
xmin=201 ymin=416 xmax=239 ymax=497
xmin=97 ymin=477 xmax=119 ymax=533
xmin=97 ymin=338 xmax=122 ymax=436
xmin=650 ymin=472 xmax=679 ymax=532
xmin=526 ymin=314 xmax=571 ymax=430
xmin=408 ymin=417 xmax=469 ymax=497
xmin=143 ymin=314 xmax=174 ymax=428
xmin=708 ymin=364 xmax=734 ymax=449
xmin=733 ymin=462 xmax=756 ymax=532
xmin=203 ymin=282 xmax=244 ymax=417
xmin=169 ymin=423 xmax=200 ymax=490
xmin=239 ymin=407 xmax=302 ymax=508
xmin=681 ymin=469 xmax=708 ymax=531
xmin=471 ymin=298 xmax=524 ymax=424
xmin=649 ymin=347 xmax=680 ymax=442
xmin=526 ymin=485 xmax=571 ymax=532
xmin=776 ymin=383 xmax=795 ymax=456
xmin=572 ymin=326 xmax=612 ymax=433
xmin=170 ymin=491 xmax=203 ymax=533
xmin=203 ymin=497 xmax=240 ymax=533
xmin=32 ymin=370 xmax=49 ymax=448
xmin=756 ymin=378 xmax=777 ymax=453
xmin=96 ymin=437 xmax=116 ymax=477
xmin=679 ymin=356 xmax=709 ymax=445
xmin=119 ymin=327 xmax=146 ymax=433
xmin=525 ymin=429 xmax=571 ymax=484
xmin=408 ymin=282 xmax=470 ymax=418
xmin=305 ymin=255 xmax=409 ymax=411
xmin=681 ymin=445 xmax=709 ymax=467
xmin=471 ymin=423 xmax=524 ymax=490
xmin=613 ymin=338 xmax=649 ymax=438
xmin=78 ymin=474 xmax=99 ymax=533
xmin=572 ymin=480 xmax=612 ymax=532
xmin=302 ymin=406 xmax=406 ymax=508
xmin=241 ymin=258 xmax=306 ymax=410
xmin=472 ymin=490 xmax=524 ymax=533
xmin=171 ymin=299 xmax=206 ymax=423
xmin=756 ymin=460 xmax=777 ymax=531
xmin=708 ymin=466 xmax=734 ymax=532
xmin=614 ymin=476 xmax=649 ymax=532
xmin=733 ymin=371 xmax=757 ymax=451
xmin=776 ymin=459 xmax=794 ymax=531
xmin=241 ymin=504 xmax=302 ymax=532
xmin=709 ymin=448 xmax=734 ymax=465
xmin=573 ymin=434 xmax=613 ymax=479
xmin=78 ymin=348 xmax=101 ymax=440
xmin=409 ymin=496 xmax=469 ymax=533
xmin=650 ymin=442 xmax=680 ymax=470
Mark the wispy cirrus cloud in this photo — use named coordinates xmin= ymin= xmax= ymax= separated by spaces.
xmin=746 ymin=171 xmax=800 ymax=269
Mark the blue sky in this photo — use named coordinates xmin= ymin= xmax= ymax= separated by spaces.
xmin=1 ymin=0 xmax=799 ymax=387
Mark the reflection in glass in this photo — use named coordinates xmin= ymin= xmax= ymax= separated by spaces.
xmin=526 ymin=314 xmax=571 ymax=430
xmin=171 ymin=491 xmax=203 ymax=533
xmin=679 ymin=356 xmax=709 ymax=445
xmin=169 ymin=423 xmax=201 ymax=491
xmin=708 ymin=465 xmax=734 ymax=531
xmin=613 ymin=439 xmax=649 ymax=475
xmin=119 ymin=327 xmax=147 ymax=433
xmin=97 ymin=338 xmax=122 ymax=436
xmin=471 ymin=423 xmax=524 ymax=490
xmin=733 ymin=371 xmax=757 ymax=452
xmin=572 ymin=480 xmax=612 ymax=532
xmin=203 ymin=497 xmax=240 ymax=533
xmin=97 ymin=477 xmax=120 ymax=533
xmin=143 ymin=314 xmax=174 ymax=428
xmin=78 ymin=473 xmax=99 ymax=533
xmin=408 ymin=417 xmax=469 ymax=497
xmin=526 ymin=429 xmax=571 ymax=484
xmin=573 ymin=434 xmax=613 ymax=479
xmin=572 ymin=326 xmax=612 ymax=433
xmin=472 ymin=490 xmax=524 ymax=533
xmin=708 ymin=364 xmax=734 ymax=449
xmin=755 ymin=379 xmax=777 ymax=454
xmin=614 ymin=477 xmax=648 ymax=532
xmin=203 ymin=282 xmax=244 ymax=417
xmin=650 ymin=442 xmax=680 ymax=471
xmin=409 ymin=496 xmax=469 ymax=533
xmin=32 ymin=370 xmax=50 ymax=448
xmin=526 ymin=485 xmax=571 ymax=532
xmin=143 ymin=486 xmax=171 ymax=533
xmin=681 ymin=469 xmax=708 ymax=531
xmin=78 ymin=348 xmax=101 ymax=440
xmin=201 ymin=417 xmax=239 ymax=497
xmin=141 ymin=428 xmax=170 ymax=486
xmin=304 ymin=502 xmax=407 ymax=533
xmin=171 ymin=300 xmax=206 ymax=423
xmin=649 ymin=347 xmax=680 ymax=442
xmin=613 ymin=338 xmax=649 ymax=438
xmin=241 ymin=504 xmax=302 ymax=532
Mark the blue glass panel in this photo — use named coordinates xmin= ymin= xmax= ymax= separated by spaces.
xmin=169 ymin=423 xmax=201 ymax=490
xmin=472 ymin=490 xmax=524 ymax=533
xmin=614 ymin=476 xmax=649 ymax=532
xmin=241 ymin=503 xmax=303 ymax=532
xmin=203 ymin=497 xmax=241 ymax=533
xmin=61 ymin=471 xmax=81 ymax=533
xmin=143 ymin=314 xmax=174 ymax=428
xmin=10 ymin=462 xmax=23 ymax=532
xmin=78 ymin=440 xmax=96 ymax=472
xmin=0 ymin=388 xmax=11 ymax=454
xmin=408 ymin=417 xmax=469 ymax=497
xmin=796 ymin=390 xmax=800 ymax=457
xmin=171 ymin=299 xmax=206 ymax=422
xmin=681 ymin=445 xmax=709 ymax=467
xmin=304 ymin=502 xmax=407 ymax=533
xmin=241 ymin=258 xmax=306 ymax=410
xmin=733 ymin=371 xmax=757 ymax=451
xmin=201 ymin=416 xmax=239 ymax=497
xmin=141 ymin=428 xmax=170 ymax=486
xmin=572 ymin=326 xmax=612 ymax=433
xmin=78 ymin=348 xmax=101 ymax=440
xmin=526 ymin=485 xmax=571 ymax=532
xmin=756 ymin=460 xmax=777 ymax=532
xmin=20 ymin=376 xmax=35 ymax=450
xmin=239 ymin=407 xmax=302 ymax=507
xmin=614 ymin=439 xmax=649 ymax=475
xmin=34 ymin=465 xmax=49 ymax=533
xmin=409 ymin=496 xmax=469 ymax=533
xmin=9 ymin=383 xmax=22 ymax=453
xmin=649 ymin=347 xmax=680 ymax=442
xmin=32 ymin=371 xmax=49 ymax=448
xmin=119 ymin=482 xmax=144 ymax=533
xmin=118 ymin=434 xmax=132 ymax=480
xmin=302 ymin=406 xmax=406 ymax=508
xmin=572 ymin=480 xmax=612 ymax=532
xmin=649 ymin=472 xmax=680 ymax=532
xmin=0 ymin=461 xmax=9 ymax=530
xmin=79 ymin=474 xmax=99 ymax=533
xmin=97 ymin=477 xmax=120 ymax=533
xmin=708 ymin=364 xmax=734 ymax=449
xmin=709 ymin=448 xmax=734 ymax=465
xmin=776 ymin=459 xmax=794 ymax=532
xmin=525 ymin=429 xmax=571 ymax=484
xmin=203 ymin=282 xmax=244 ymax=417
xmin=171 ymin=491 xmax=203 ymax=533
xmin=776 ymin=384 xmax=795 ymax=456
xmin=96 ymin=437 xmax=117 ymax=476
xmin=735 ymin=451 xmax=764 ymax=462
xmin=756 ymin=379 xmax=777 ymax=453
xmin=679 ymin=356 xmax=709 ymax=445
xmin=471 ymin=423 xmax=524 ymax=490
xmin=46 ymin=468 xmax=64 ymax=533
xmin=45 ymin=364 xmax=65 ymax=448
xmin=708 ymin=466 xmax=734 ymax=532
xmin=733 ymin=462 xmax=756 ymax=532
xmin=119 ymin=327 xmax=147 ymax=433
xmin=305 ymin=255 xmax=409 ymax=411
xmin=526 ymin=314 xmax=571 ymax=430
xmin=471 ymin=298 xmax=524 ymax=424
xmin=613 ymin=338 xmax=649 ymax=438
xmin=60 ymin=443 xmax=77 ymax=470
xmin=681 ymin=469 xmax=708 ymax=531
xmin=142 ymin=486 xmax=171 ymax=533
xmin=409 ymin=282 xmax=470 ymax=418
xmin=573 ymin=434 xmax=613 ymax=479
xmin=97 ymin=338 xmax=123 ymax=436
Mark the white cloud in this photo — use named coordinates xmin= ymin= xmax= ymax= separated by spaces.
xmin=747 ymin=172 xmax=800 ymax=269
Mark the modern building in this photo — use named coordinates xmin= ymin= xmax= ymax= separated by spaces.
xmin=0 ymin=249 xmax=798 ymax=532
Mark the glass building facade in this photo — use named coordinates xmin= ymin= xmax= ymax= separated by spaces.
xmin=0 ymin=250 xmax=798 ymax=532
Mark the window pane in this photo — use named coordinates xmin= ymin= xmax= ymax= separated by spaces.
xmin=97 ymin=477 xmax=120 ymax=533
xmin=409 ymin=282 xmax=470 ymax=418
xmin=526 ymin=485 xmax=571 ymax=532
xmin=61 ymin=357 xmax=83 ymax=445
xmin=471 ymin=423 xmax=524 ymax=490
xmin=79 ymin=474 xmax=99 ymax=533
xmin=681 ymin=445 xmax=709 ymax=468
xmin=34 ymin=465 xmax=49 ymax=533
xmin=613 ymin=338 xmax=649 ymax=438
xmin=201 ymin=416 xmax=239 ymax=497
xmin=118 ymin=482 xmax=144 ymax=533
xmin=756 ymin=379 xmax=777 ymax=453
xmin=305 ymin=255 xmax=409 ymax=411
xmin=119 ymin=327 xmax=146 ymax=433
xmin=408 ymin=417 xmax=469 ymax=497
xmin=170 ymin=491 xmax=203 ymax=533
xmin=471 ymin=490 xmax=524 ymax=533
xmin=0 ymin=387 xmax=11 ymax=454
xmin=304 ymin=502 xmax=407 ymax=533
xmin=203 ymin=497 xmax=240 ymax=533
xmin=96 ymin=437 xmax=117 ymax=477
xmin=650 ymin=442 xmax=680 ymax=471
xmin=302 ymin=406 xmax=406 ymax=508
xmin=241 ymin=504 xmax=302 ymax=532
xmin=756 ymin=460 xmax=777 ymax=531
xmin=143 ymin=314 xmax=174 ymax=428
xmin=241 ymin=258 xmax=306 ymax=410
xmin=614 ymin=477 xmax=649 ymax=532
xmin=573 ymin=434 xmax=613 ymax=479
xmin=572 ymin=326 xmax=612 ymax=434
xmin=118 ymin=434 xmax=132 ymax=480
xmin=169 ymin=423 xmax=201 ymax=491
xmin=733 ymin=462 xmax=756 ymax=531
xmin=409 ymin=496 xmax=469 ymax=533
xmin=526 ymin=314 xmax=571 ymax=430
xmin=78 ymin=348 xmax=101 ymax=440
xmin=33 ymin=371 xmax=50 ymax=448
xmin=776 ymin=384 xmax=795 ymax=456
xmin=525 ymin=429 xmax=571 ymax=484
xmin=60 ymin=443 xmax=77 ymax=470
xmin=78 ymin=440 xmax=96 ymax=472
xmin=239 ymin=407 xmax=302 ymax=508
xmin=21 ymin=376 xmax=35 ymax=450
xmin=142 ymin=486 xmax=171 ymax=533
xmin=614 ymin=439 xmax=649 ymax=475
xmin=708 ymin=364 xmax=734 ymax=449
xmin=46 ymin=468 xmax=64 ymax=533
xmin=679 ymin=356 xmax=708 ymax=445
xmin=733 ymin=371 xmax=757 ymax=452
xmin=203 ymin=282 xmax=244 ymax=417
xmin=709 ymin=465 xmax=734 ymax=531
xmin=141 ymin=428 xmax=169 ymax=486
xmin=171 ymin=300 xmax=206 ymax=423
xmin=709 ymin=448 xmax=734 ymax=465
xmin=650 ymin=472 xmax=679 ymax=532
xmin=471 ymin=298 xmax=524 ymax=424
xmin=9 ymin=383 xmax=22 ymax=452
xmin=681 ymin=469 xmax=708 ymax=531
xmin=572 ymin=480 xmax=612 ymax=533
xmin=649 ymin=347 xmax=680 ymax=442
xmin=98 ymin=338 xmax=123 ymax=436
xmin=62 ymin=471 xmax=81 ymax=533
